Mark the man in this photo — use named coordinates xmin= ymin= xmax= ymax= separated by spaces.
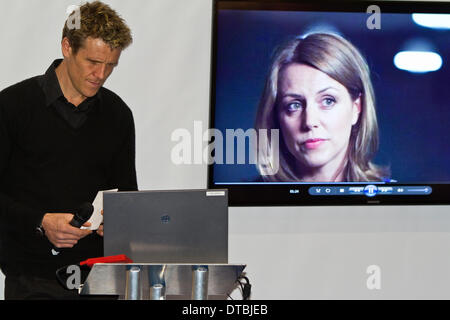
xmin=0 ymin=1 xmax=137 ymax=299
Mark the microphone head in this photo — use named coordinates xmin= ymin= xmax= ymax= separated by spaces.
xmin=71 ymin=202 xmax=94 ymax=227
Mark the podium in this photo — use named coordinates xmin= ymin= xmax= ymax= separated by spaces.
xmin=80 ymin=263 xmax=246 ymax=300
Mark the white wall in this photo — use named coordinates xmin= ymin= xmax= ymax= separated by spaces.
xmin=1 ymin=0 xmax=450 ymax=300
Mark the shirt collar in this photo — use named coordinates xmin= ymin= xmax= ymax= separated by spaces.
xmin=39 ymin=59 xmax=102 ymax=108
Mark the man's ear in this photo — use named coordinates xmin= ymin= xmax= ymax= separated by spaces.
xmin=61 ymin=37 xmax=72 ymax=59
xmin=352 ymin=94 xmax=362 ymax=126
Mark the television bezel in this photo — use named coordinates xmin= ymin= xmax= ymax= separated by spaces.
xmin=207 ymin=0 xmax=450 ymax=207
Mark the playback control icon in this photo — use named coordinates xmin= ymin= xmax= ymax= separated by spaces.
xmin=364 ymin=185 xmax=378 ymax=197
xmin=308 ymin=186 xmax=432 ymax=197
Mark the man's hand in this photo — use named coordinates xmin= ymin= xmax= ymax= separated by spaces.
xmin=41 ymin=213 xmax=92 ymax=248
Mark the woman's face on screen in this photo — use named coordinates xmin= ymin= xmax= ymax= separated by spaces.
xmin=277 ymin=63 xmax=361 ymax=180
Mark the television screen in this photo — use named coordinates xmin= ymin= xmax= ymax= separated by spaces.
xmin=207 ymin=0 xmax=450 ymax=206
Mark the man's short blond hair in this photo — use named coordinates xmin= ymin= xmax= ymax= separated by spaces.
xmin=62 ymin=1 xmax=132 ymax=54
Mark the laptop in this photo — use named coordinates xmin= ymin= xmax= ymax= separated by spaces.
xmin=103 ymin=189 xmax=228 ymax=263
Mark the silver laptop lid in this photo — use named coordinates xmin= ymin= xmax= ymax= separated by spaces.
xmin=103 ymin=189 xmax=228 ymax=263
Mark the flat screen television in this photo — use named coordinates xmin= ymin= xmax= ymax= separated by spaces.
xmin=207 ymin=0 xmax=450 ymax=206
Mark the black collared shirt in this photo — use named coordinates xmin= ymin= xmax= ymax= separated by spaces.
xmin=37 ymin=59 xmax=100 ymax=129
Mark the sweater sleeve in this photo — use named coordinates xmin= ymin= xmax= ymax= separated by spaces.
xmin=0 ymin=97 xmax=45 ymax=236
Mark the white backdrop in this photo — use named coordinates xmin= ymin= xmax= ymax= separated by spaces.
xmin=1 ymin=0 xmax=450 ymax=300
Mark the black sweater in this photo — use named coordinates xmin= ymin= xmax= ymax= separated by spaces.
xmin=0 ymin=67 xmax=138 ymax=279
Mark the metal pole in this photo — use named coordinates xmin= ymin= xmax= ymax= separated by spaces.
xmin=150 ymin=283 xmax=166 ymax=300
xmin=192 ymin=266 xmax=209 ymax=300
xmin=125 ymin=266 xmax=141 ymax=300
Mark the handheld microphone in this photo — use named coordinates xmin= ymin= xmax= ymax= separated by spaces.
xmin=68 ymin=202 xmax=94 ymax=228
xmin=52 ymin=202 xmax=94 ymax=256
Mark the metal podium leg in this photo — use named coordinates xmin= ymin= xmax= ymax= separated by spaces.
xmin=192 ymin=266 xmax=209 ymax=300
xmin=125 ymin=266 xmax=141 ymax=300
xmin=150 ymin=283 xmax=166 ymax=300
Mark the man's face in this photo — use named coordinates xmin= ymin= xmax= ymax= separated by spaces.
xmin=63 ymin=37 xmax=122 ymax=98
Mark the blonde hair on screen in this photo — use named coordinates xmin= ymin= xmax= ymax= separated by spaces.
xmin=255 ymin=32 xmax=389 ymax=182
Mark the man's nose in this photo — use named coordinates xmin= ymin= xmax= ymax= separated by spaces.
xmin=94 ymin=64 xmax=107 ymax=80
